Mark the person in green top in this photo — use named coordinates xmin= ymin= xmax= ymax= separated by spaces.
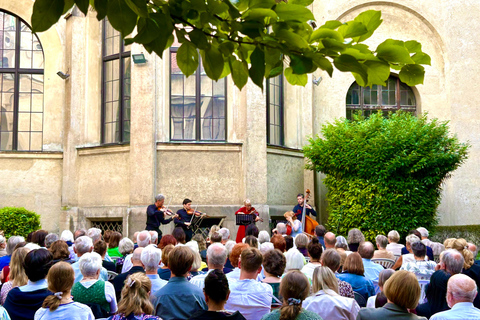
xmin=261 ymin=270 xmax=323 ymax=320
xmin=107 ymin=232 xmax=123 ymax=258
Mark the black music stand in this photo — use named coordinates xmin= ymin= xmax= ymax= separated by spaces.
xmin=192 ymin=216 xmax=226 ymax=239
xmin=236 ymin=214 xmax=254 ymax=226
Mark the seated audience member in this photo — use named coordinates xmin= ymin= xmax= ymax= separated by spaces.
xmin=401 ymin=242 xmax=436 ymax=280
xmin=71 ymin=236 xmax=108 ymax=282
xmin=225 ymin=248 xmax=273 ymax=320
xmin=94 ymin=240 xmax=116 ymax=272
xmin=259 ymin=242 xmax=274 ymax=255
xmin=0 ymin=236 xmax=24 ymax=272
xmin=191 ymin=243 xmax=227 ymax=289
xmin=151 ymin=246 xmax=207 ymax=320
xmin=385 ymin=230 xmax=404 ymax=256
xmin=218 ymin=228 xmax=231 ymax=245
xmin=112 ymin=247 xmax=145 ymax=302
xmin=275 ymin=223 xmax=287 ymax=236
xmin=44 ymin=233 xmax=59 ymax=249
xmin=294 ymin=234 xmax=309 ymax=258
xmin=245 ymin=235 xmax=258 ymax=249
xmin=315 ymin=225 xmax=326 ymax=247
xmin=284 ymin=236 xmax=294 ymax=252
xmin=172 ymin=227 xmax=187 ymax=245
xmin=104 ymin=230 xmax=113 ymax=247
xmin=285 ymin=248 xmax=305 ymax=273
xmin=335 ymin=236 xmax=350 ymax=270
xmin=224 ymin=240 xmax=236 ymax=269
xmin=107 ymin=232 xmax=123 ymax=258
xmin=87 ymin=228 xmax=103 ymax=244
xmin=347 ymin=229 xmax=364 ymax=253
xmin=373 ymin=235 xmax=395 ymax=260
xmin=32 ymin=230 xmax=48 ymax=248
xmin=35 ymin=262 xmax=94 ymax=319
xmin=4 ymin=249 xmax=53 ymax=320
xmin=122 ymin=232 xmax=149 ymax=273
xmin=400 ymin=230 xmax=434 ymax=261
xmin=141 ymin=245 xmax=167 ymax=293
xmin=416 ymin=249 xmax=465 ymax=318
xmin=417 ymin=227 xmax=445 ymax=257
xmin=0 ymin=247 xmax=29 ymax=304
xmin=444 ymin=238 xmax=456 ymax=250
xmin=192 ymin=234 xmax=208 ymax=262
xmin=358 ymin=242 xmax=384 ymax=281
xmin=26 ymin=232 xmax=35 ymax=243
xmin=210 ymin=232 xmax=222 ymax=244
xmin=109 ymin=273 xmax=162 ymax=320
xmin=262 ymin=249 xmax=286 ymax=304
xmin=157 ymin=244 xmax=174 ymax=280
xmin=320 ymin=249 xmax=354 ymax=298
xmin=258 ymin=231 xmax=270 ymax=245
xmin=189 ymin=250 xmax=206 ymax=279
xmin=190 ymin=270 xmax=246 ymax=320
xmin=336 ymin=252 xmax=375 ymax=301
xmin=260 ymin=270 xmax=321 ymax=320
xmin=60 ymin=230 xmax=75 ymax=260
xmin=245 ymin=225 xmax=259 ymax=239
xmin=208 ymin=225 xmax=221 ymax=243
xmin=451 ymin=238 xmax=480 ymax=307
xmin=430 ymin=274 xmax=480 ymax=320
xmin=49 ymin=240 xmax=72 ymax=264
xmin=71 ymin=252 xmax=117 ymax=316
xmin=366 ymin=269 xmax=395 ymax=308
xmin=0 ymin=236 xmax=7 ymax=257
xmin=392 ymin=234 xmax=422 ymax=270
xmin=324 ymin=232 xmax=336 ymax=249
xmin=304 ymin=266 xmax=360 ymax=319
xmin=357 ymin=270 xmax=427 ymax=320
xmin=301 ymin=238 xmax=323 ymax=282
xmin=226 ymin=243 xmax=249 ymax=281
xmin=271 ymin=235 xmax=286 ymax=253
xmin=74 ymin=229 xmax=87 ymax=240
xmin=149 ymin=231 xmax=159 ymax=246
xmin=116 ymin=237 xmax=134 ymax=273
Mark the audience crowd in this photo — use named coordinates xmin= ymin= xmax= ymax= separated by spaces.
xmin=0 ymin=222 xmax=477 ymax=320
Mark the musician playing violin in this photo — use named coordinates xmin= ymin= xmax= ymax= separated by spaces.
xmin=235 ymin=199 xmax=260 ymax=243
xmin=174 ymin=198 xmax=205 ymax=242
xmin=293 ymin=193 xmax=317 ymax=222
xmin=146 ymin=194 xmax=178 ymax=242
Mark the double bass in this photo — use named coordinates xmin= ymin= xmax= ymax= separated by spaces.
xmin=301 ymin=189 xmax=319 ymax=236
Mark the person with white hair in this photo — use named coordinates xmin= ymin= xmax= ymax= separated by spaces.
xmin=218 ymin=228 xmax=230 ymax=245
xmin=260 ymin=242 xmax=274 ymax=254
xmin=146 ymin=194 xmax=178 ymax=242
xmin=285 ymin=248 xmax=305 ymax=273
xmin=224 ymin=240 xmax=236 ymax=269
xmin=71 ymin=236 xmax=109 ymax=282
xmin=0 ymin=236 xmax=25 ymax=271
xmin=385 ymin=230 xmax=405 ymax=256
xmin=141 ymin=244 xmax=167 ymax=293
xmin=190 ymin=243 xmax=227 ymax=290
xmin=0 ymin=235 xmax=6 ymax=257
xmin=430 ymin=274 xmax=480 ymax=319
xmin=87 ymin=228 xmax=103 ymax=244
xmin=71 ymin=252 xmax=117 ymax=315
xmin=45 ymin=233 xmax=59 ymax=249
xmin=418 ymin=227 xmax=445 ymax=257
xmin=149 ymin=230 xmax=159 ymax=245
xmin=258 ymin=230 xmax=270 ymax=245
xmin=122 ymin=231 xmax=151 ymax=273
xmin=275 ymin=223 xmax=287 ymax=236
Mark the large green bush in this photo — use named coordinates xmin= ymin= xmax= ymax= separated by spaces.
xmin=0 ymin=207 xmax=41 ymax=239
xmin=304 ymin=112 xmax=469 ymax=241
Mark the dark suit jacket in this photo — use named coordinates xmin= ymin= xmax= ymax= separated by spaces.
xmin=111 ymin=266 xmax=145 ymax=301
xmin=357 ymin=303 xmax=427 ymax=320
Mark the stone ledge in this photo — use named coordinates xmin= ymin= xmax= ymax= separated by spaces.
xmin=0 ymin=152 xmax=63 ymax=159
xmin=267 ymin=146 xmax=304 ymax=158
xmin=77 ymin=144 xmax=130 ymax=156
xmin=156 ymin=142 xmax=242 ymax=152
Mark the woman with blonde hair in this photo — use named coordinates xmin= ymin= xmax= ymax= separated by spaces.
xmin=284 ymin=211 xmax=302 ymax=238
xmin=261 ymin=271 xmax=321 ymax=320
xmin=109 ymin=273 xmax=162 ymax=320
xmin=303 ymin=266 xmax=360 ymax=319
xmin=34 ymin=262 xmax=94 ymax=319
xmin=451 ymin=238 xmax=480 ymax=307
xmin=0 ymin=247 xmax=30 ymax=304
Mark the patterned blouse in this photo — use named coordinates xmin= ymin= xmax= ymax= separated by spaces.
xmin=338 ymin=279 xmax=355 ymax=299
xmin=109 ymin=314 xmax=162 ymax=320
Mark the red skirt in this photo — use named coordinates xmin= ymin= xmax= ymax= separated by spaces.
xmin=236 ymin=225 xmax=246 ymax=243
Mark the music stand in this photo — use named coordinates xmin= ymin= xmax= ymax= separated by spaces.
xmin=192 ymin=216 xmax=226 ymax=239
xmin=236 ymin=214 xmax=254 ymax=226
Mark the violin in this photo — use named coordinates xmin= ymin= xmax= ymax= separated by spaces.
xmin=251 ymin=209 xmax=264 ymax=222
xmin=161 ymin=206 xmax=174 ymax=216
xmin=187 ymin=209 xmax=206 ymax=217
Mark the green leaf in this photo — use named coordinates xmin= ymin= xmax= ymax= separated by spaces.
xmin=230 ymin=58 xmax=249 ymax=90
xmin=284 ymin=67 xmax=308 ymax=86
xmin=242 ymin=8 xmax=277 ymax=20
xmin=177 ymin=42 xmax=199 ymax=77
xmin=412 ymin=52 xmax=431 ymax=65
xmin=290 ymin=55 xmax=314 ymax=74
xmin=274 ymin=3 xmax=314 ymax=22
xmin=248 ymin=47 xmax=265 ymax=89
xmin=310 ymin=54 xmax=333 ymax=76
xmin=320 ymin=20 xmax=343 ymax=30
xmin=333 ymin=54 xmax=368 ymax=86
xmin=31 ymin=0 xmax=64 ymax=33
xmin=146 ymin=11 xmax=174 ymax=58
xmin=124 ymin=0 xmax=148 ymax=18
xmin=93 ymin=0 xmax=107 ymax=20
xmin=189 ymin=29 xmax=210 ymax=50
xmin=338 ymin=21 xmax=368 ymax=39
xmin=63 ymin=0 xmax=75 ymax=14
xmin=249 ymin=0 xmax=276 ymax=9
xmin=276 ymin=29 xmax=309 ymax=49
xmin=133 ymin=18 xmax=161 ymax=44
xmin=75 ymin=0 xmax=89 ymax=15
xmin=363 ymin=60 xmax=390 ymax=86
xmin=201 ymin=47 xmax=224 ymax=80
xmin=352 ymin=10 xmax=382 ymax=42
xmin=405 ymin=40 xmax=422 ymax=54
xmin=289 ymin=0 xmax=314 ymax=6
xmin=376 ymin=42 xmax=415 ymax=64
xmin=399 ymin=64 xmax=425 ymax=86
xmin=310 ymin=28 xmax=344 ymax=42
xmin=107 ymin=0 xmax=138 ymax=36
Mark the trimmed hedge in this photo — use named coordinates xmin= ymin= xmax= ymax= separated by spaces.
xmin=431 ymin=225 xmax=480 ymax=246
xmin=304 ymin=112 xmax=469 ymax=242
xmin=0 ymin=207 xmax=41 ymax=238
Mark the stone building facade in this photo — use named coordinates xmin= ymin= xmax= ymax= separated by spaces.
xmin=0 ymin=0 xmax=478 ymax=238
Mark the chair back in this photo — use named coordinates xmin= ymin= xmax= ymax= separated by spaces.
xmin=418 ymin=279 xmax=430 ymax=304
xmin=107 ymin=270 xmax=118 ymax=280
xmin=371 ymin=258 xmax=395 ymax=269
xmin=354 ymin=291 xmax=367 ymax=307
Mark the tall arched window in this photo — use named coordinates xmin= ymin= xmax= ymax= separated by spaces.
xmin=0 ymin=11 xmax=44 ymax=151
xmin=346 ymin=77 xmax=416 ymax=120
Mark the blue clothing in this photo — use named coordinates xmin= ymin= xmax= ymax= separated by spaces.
xmin=4 ymin=287 xmax=52 ymax=320
xmin=71 ymin=261 xmax=108 ymax=283
xmin=317 ymin=236 xmax=325 ymax=247
xmin=430 ymin=302 xmax=480 ymax=320
xmin=362 ymin=258 xmax=384 ymax=281
xmin=290 ymin=222 xmax=303 ymax=238
xmin=145 ymin=204 xmax=173 ymax=235
xmin=19 ymin=279 xmax=48 ymax=292
xmin=402 ymin=246 xmax=434 ymax=262
xmin=174 ymin=208 xmax=194 ymax=241
xmin=151 ymin=277 xmax=207 ymax=320
xmin=0 ymin=255 xmax=11 ymax=272
xmin=34 ymin=301 xmax=95 ymax=320
xmin=293 ymin=204 xmax=317 ymax=222
xmin=157 ymin=268 xmax=171 ymax=281
xmin=337 ymin=272 xmax=375 ymax=301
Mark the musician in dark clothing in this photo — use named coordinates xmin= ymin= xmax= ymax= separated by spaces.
xmin=174 ymin=199 xmax=194 ymax=242
xmin=146 ymin=194 xmax=177 ymax=242
xmin=293 ymin=193 xmax=317 ymax=221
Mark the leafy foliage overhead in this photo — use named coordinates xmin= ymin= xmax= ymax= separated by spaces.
xmin=32 ymin=0 xmax=431 ymax=89
xmin=0 ymin=207 xmax=41 ymax=239
xmin=303 ymin=112 xmax=469 ymax=241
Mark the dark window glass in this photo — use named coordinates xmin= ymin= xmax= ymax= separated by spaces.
xmin=102 ymin=21 xmax=131 ymax=144
xmin=346 ymin=76 xmax=416 ymax=119
xmin=266 ymin=74 xmax=284 ymax=146
xmin=169 ymin=48 xmax=226 ymax=141
xmin=0 ymin=12 xmax=44 ymax=151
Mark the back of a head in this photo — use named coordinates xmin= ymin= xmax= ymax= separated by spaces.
xmin=343 ymin=252 xmax=364 ymax=276
xmin=324 ymin=232 xmax=336 ymax=247
xmin=240 ymin=247 xmax=263 ymax=273
xmin=159 ymin=234 xmax=177 ymax=249
xmin=79 ymin=252 xmax=102 ymax=277
xmin=260 ymin=242 xmax=274 ymax=254
xmin=409 ymin=229 xmax=423 ymax=240
xmin=32 ymin=230 xmax=48 ymax=247
xmin=358 ymin=241 xmax=374 ymax=260
xmin=204 ymin=269 xmax=229 ymax=304
xmin=119 ymin=237 xmax=134 ymax=256
xmin=312 ymin=266 xmax=338 ymax=294
xmin=192 ymin=234 xmax=207 ymax=251
xmin=417 ymin=227 xmax=429 ymax=238
xmin=230 ymin=243 xmax=249 ymax=268
xmin=284 ymin=236 xmax=294 ymax=251
xmin=451 ymin=238 xmax=474 ymax=269
xmin=43 ymin=262 xmax=75 ymax=311
xmin=245 ymin=235 xmax=258 ymax=248
xmin=109 ymin=232 xmax=122 ymax=248
xmin=161 ymin=244 xmax=174 ymax=267
xmin=137 ymin=231 xmax=152 ymax=248
xmin=335 ymin=236 xmax=349 ymax=250
xmin=280 ymin=271 xmax=310 ymax=320
xmin=172 ymin=227 xmax=186 ymax=244
xmin=276 ymin=223 xmax=287 ymax=235
xmin=104 ymin=230 xmax=113 ymax=244
xmin=7 ymin=236 xmax=25 ymax=255
xmin=245 ymin=224 xmax=259 ymax=238
xmin=218 ymin=228 xmax=230 ymax=242
xmin=87 ymin=228 xmax=102 ymax=243
xmin=387 ymin=230 xmax=400 ymax=243
xmin=347 ymin=228 xmax=365 ymax=244
xmin=321 ymin=249 xmax=341 ymax=273
xmin=263 ymin=249 xmax=286 ymax=278
xmin=169 ymin=246 xmax=194 ymax=276
xmin=448 ymin=274 xmax=477 ymax=304
xmin=411 ymin=241 xmax=426 ymax=258
xmin=60 ymin=230 xmax=74 ymax=243
xmin=443 ymin=249 xmax=465 ymax=275
xmin=141 ymin=245 xmax=162 ymax=271
xmin=74 ymin=229 xmax=87 ymax=240
xmin=315 ymin=225 xmax=326 ymax=237
xmin=94 ymin=240 xmax=108 ymax=257
xmin=10 ymin=247 xmax=30 ymax=287
xmin=149 ymin=231 xmax=158 ymax=245
xmin=375 ymin=235 xmax=388 ymax=249
xmin=45 ymin=233 xmax=59 ymax=249
xmin=384 ymin=270 xmax=420 ymax=309
xmin=224 ymin=240 xmax=236 ymax=256
xmin=405 ymin=234 xmax=420 ymax=246
xmin=294 ymin=234 xmax=308 ymax=249
xmin=271 ymin=234 xmax=286 ymax=252
xmin=210 ymin=232 xmax=222 ymax=244
xmin=307 ymin=237 xmax=323 ymax=260
xmin=285 ymin=248 xmax=305 ymax=272
xmin=258 ymin=231 xmax=270 ymax=244
xmin=118 ymin=273 xmax=153 ymax=316
xmin=444 ymin=238 xmax=456 ymax=249
xmin=378 ymin=269 xmax=395 ymax=288
xmin=75 ymin=236 xmax=93 ymax=255
xmin=24 ymin=249 xmax=53 ymax=282
xmin=50 ymin=240 xmax=70 ymax=260
xmin=206 ymin=243 xmax=227 ymax=268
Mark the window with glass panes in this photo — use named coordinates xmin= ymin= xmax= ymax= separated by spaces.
xmin=0 ymin=11 xmax=44 ymax=151
xmin=169 ymin=47 xmax=226 ymax=141
xmin=101 ymin=20 xmax=131 ymax=144
xmin=346 ymin=77 xmax=416 ymax=120
xmin=266 ymin=75 xmax=284 ymax=146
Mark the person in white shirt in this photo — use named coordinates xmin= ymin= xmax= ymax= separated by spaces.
xmin=430 ymin=274 xmax=480 ymax=320
xmin=304 ymin=266 xmax=360 ymax=320
xmin=71 ymin=236 xmax=108 ymax=282
xmin=225 ymin=248 xmax=273 ymax=320
xmin=140 ymin=244 xmax=167 ymax=293
xmin=122 ymin=231 xmax=151 ymax=273
xmin=418 ymin=227 xmax=445 ymax=257
xmin=358 ymin=242 xmax=384 ymax=281
xmin=301 ymin=238 xmax=323 ymax=282
xmin=191 ymin=243 xmax=227 ymax=290
xmin=385 ymin=230 xmax=404 ymax=256
xmin=401 ymin=242 xmax=436 ymax=280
